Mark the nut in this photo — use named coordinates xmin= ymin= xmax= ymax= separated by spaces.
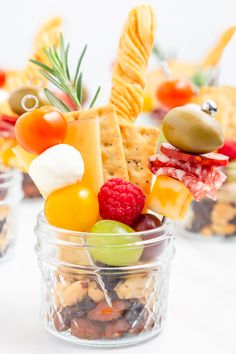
xmin=115 ymin=275 xmax=155 ymax=301
xmin=88 ymin=281 xmax=105 ymax=302
xmin=211 ymin=202 xmax=236 ymax=225
xmin=54 ymin=280 xmax=88 ymax=308
xmin=211 ymin=223 xmax=236 ymax=236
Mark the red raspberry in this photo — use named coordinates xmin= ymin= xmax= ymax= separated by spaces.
xmin=98 ymin=178 xmax=146 ymax=225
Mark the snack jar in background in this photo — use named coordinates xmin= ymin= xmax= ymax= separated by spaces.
xmin=34 ymin=212 xmax=174 ymax=347
xmin=178 ymin=161 xmax=236 ymax=239
xmin=0 ymin=165 xmax=23 ymax=262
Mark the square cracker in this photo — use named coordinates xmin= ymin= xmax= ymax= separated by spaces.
xmin=65 ymin=106 xmax=129 ymax=182
xmin=119 ymin=121 xmax=159 ymax=196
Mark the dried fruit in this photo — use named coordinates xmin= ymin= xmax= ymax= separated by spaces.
xmin=101 ymin=272 xmax=121 ymax=293
xmin=71 ymin=318 xmax=103 ymax=340
xmin=188 ymin=199 xmax=215 ymax=233
xmin=79 ymin=296 xmax=96 ymax=312
xmin=124 ymin=300 xmax=145 ymax=325
xmin=53 ymin=296 xmax=95 ymax=333
xmin=104 ymin=319 xmax=129 ymax=339
xmin=53 ymin=312 xmax=70 ymax=332
xmin=59 ymin=305 xmax=84 ymax=327
xmin=87 ymin=300 xmax=126 ymax=322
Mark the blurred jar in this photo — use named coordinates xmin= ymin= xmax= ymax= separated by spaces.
xmin=0 ymin=166 xmax=23 ymax=262
xmin=179 ymin=162 xmax=236 ymax=239
xmin=22 ymin=173 xmax=41 ymax=199
xmin=35 ymin=212 xmax=174 ymax=347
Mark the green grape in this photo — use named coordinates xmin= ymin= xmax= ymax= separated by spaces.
xmin=87 ymin=220 xmax=143 ymax=266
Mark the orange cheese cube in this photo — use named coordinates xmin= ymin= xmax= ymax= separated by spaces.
xmin=12 ymin=145 xmax=36 ymax=172
xmin=148 ymin=175 xmax=192 ymax=220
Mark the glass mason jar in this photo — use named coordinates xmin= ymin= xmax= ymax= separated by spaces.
xmin=35 ymin=212 xmax=174 ymax=347
xmin=178 ymin=163 xmax=236 ymax=239
xmin=22 ymin=173 xmax=41 ymax=199
xmin=0 ymin=166 xmax=23 ymax=262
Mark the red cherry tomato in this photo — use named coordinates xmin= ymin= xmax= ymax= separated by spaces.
xmin=156 ymin=78 xmax=195 ymax=109
xmin=0 ymin=69 xmax=6 ymax=87
xmin=15 ymin=106 xmax=68 ymax=154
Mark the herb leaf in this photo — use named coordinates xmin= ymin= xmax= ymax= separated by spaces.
xmin=44 ymin=88 xmax=71 ymax=112
xmin=30 ymin=35 xmax=100 ymax=111
xmin=76 ymin=72 xmax=83 ymax=103
xmin=74 ymin=44 xmax=87 ymax=85
xmin=89 ymin=86 xmax=101 ymax=108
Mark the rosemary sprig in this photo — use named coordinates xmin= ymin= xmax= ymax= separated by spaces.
xmin=44 ymin=88 xmax=71 ymax=112
xmin=30 ymin=34 xmax=100 ymax=112
xmin=89 ymin=86 xmax=101 ymax=108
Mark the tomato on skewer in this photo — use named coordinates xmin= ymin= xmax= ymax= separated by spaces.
xmin=15 ymin=106 xmax=68 ymax=155
xmin=156 ymin=78 xmax=195 ymax=109
xmin=0 ymin=69 xmax=6 ymax=87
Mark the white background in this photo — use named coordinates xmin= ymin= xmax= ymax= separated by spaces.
xmin=0 ymin=1 xmax=236 ymax=353
xmin=0 ymin=0 xmax=236 ymax=103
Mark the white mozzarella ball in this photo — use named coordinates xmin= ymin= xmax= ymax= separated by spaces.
xmin=29 ymin=144 xmax=84 ymax=195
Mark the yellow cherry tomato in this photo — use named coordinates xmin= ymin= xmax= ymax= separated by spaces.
xmin=45 ymin=183 xmax=99 ymax=232
xmin=142 ymin=93 xmax=154 ymax=112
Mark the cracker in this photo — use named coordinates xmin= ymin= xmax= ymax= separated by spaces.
xmin=64 ymin=106 xmax=129 ymax=181
xmin=119 ymin=121 xmax=159 ymax=196
xmin=109 ymin=5 xmax=155 ymax=122
xmin=201 ymin=26 xmax=236 ymax=67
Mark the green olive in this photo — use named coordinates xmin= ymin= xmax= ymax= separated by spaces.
xmin=162 ymin=104 xmax=224 ymax=154
xmin=8 ymin=86 xmax=49 ymax=115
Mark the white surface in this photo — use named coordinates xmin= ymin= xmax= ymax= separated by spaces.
xmin=0 ymin=0 xmax=236 ymax=105
xmin=0 ymin=199 xmax=235 ymax=354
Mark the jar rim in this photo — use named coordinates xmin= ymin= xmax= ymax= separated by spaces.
xmin=36 ymin=211 xmax=173 ymax=239
xmin=35 ymin=212 xmax=175 ymax=271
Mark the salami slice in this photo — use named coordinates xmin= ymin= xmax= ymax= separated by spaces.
xmin=160 ymin=143 xmax=229 ymax=166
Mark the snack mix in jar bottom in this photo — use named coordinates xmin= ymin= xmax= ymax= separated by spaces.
xmin=35 ymin=212 xmax=174 ymax=347
xmin=179 ymin=161 xmax=236 ymax=238
xmin=0 ymin=166 xmax=23 ymax=261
